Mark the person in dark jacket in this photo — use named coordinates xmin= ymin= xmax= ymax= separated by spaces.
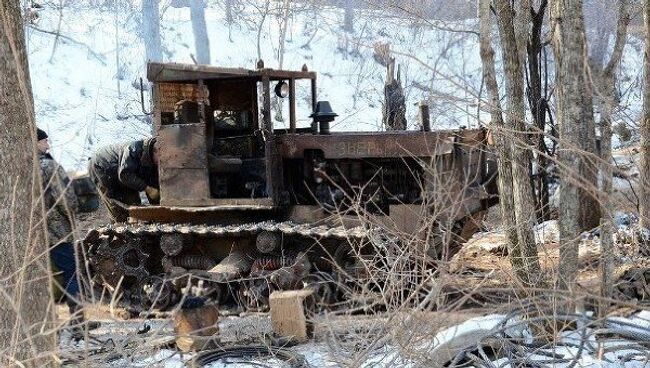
xmin=37 ymin=128 xmax=99 ymax=331
xmin=88 ymin=137 xmax=159 ymax=222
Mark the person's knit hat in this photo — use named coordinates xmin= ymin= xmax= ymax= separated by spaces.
xmin=37 ymin=128 xmax=48 ymax=141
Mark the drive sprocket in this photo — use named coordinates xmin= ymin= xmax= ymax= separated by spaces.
xmin=90 ymin=234 xmax=150 ymax=289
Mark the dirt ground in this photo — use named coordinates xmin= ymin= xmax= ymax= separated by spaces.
xmin=57 ymin=301 xmax=488 ymax=367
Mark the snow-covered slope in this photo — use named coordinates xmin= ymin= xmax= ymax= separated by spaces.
xmin=26 ymin=1 xmax=484 ymax=169
xmin=26 ymin=1 xmax=644 ymax=170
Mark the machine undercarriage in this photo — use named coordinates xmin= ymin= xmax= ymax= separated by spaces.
xmin=82 ymin=220 xmax=379 ymax=312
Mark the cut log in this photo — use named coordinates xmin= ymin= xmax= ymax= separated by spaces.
xmin=174 ymin=304 xmax=219 ymax=352
xmin=269 ymin=289 xmax=315 ymax=343
xmin=207 ymin=251 xmax=251 ymax=282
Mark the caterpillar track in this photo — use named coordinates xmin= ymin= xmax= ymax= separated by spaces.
xmin=81 ymin=220 xmax=374 ymax=311
xmin=85 ymin=220 xmax=370 ymax=240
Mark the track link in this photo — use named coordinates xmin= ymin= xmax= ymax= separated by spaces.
xmin=85 ymin=220 xmax=370 ymax=242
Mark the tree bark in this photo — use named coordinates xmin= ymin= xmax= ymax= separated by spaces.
xmin=382 ymin=59 xmax=407 ymax=130
xmin=527 ymin=1 xmax=552 ymax=222
xmin=640 ymin=0 xmax=650 ymax=231
xmin=494 ymin=0 xmax=543 ymax=285
xmin=550 ymin=0 xmax=596 ymax=290
xmin=190 ymin=0 xmax=211 ymax=64
xmin=596 ymin=0 xmax=629 ymax=303
xmin=478 ymin=0 xmax=520 ymax=271
xmin=480 ymin=0 xmax=542 ymax=286
xmin=141 ymin=0 xmax=163 ymax=62
xmin=599 ymin=83 xmax=616 ymax=303
xmin=0 ymin=0 xmax=57 ymax=365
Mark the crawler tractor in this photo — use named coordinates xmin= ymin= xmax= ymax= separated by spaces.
xmin=82 ymin=62 xmax=498 ymax=311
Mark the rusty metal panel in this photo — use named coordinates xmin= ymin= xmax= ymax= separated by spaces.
xmin=385 ymin=204 xmax=427 ymax=235
xmin=153 ymin=83 xmax=163 ymax=130
xmin=265 ymin=138 xmax=283 ymax=205
xmin=158 ymin=121 xmax=210 ymax=204
xmin=159 ymin=168 xmax=209 ymax=205
xmin=147 ymin=62 xmax=316 ymax=83
xmin=278 ymin=131 xmax=456 ymax=159
xmin=211 ymin=79 xmax=254 ymax=110
xmin=286 ymin=205 xmax=328 ymax=223
xmin=128 ymin=203 xmax=275 ymax=223
xmin=157 ymin=82 xmax=209 ymax=113
xmin=148 ymin=62 xmax=254 ymax=82
xmin=162 ymin=198 xmax=274 ymax=207
xmin=159 ymin=124 xmax=208 ymax=169
xmin=461 ymin=149 xmax=485 ymax=185
xmin=456 ymin=128 xmax=487 ymax=145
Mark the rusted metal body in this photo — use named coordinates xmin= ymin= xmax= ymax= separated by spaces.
xmin=82 ymin=62 xmax=498 ymax=311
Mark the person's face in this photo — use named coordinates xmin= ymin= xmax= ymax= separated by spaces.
xmin=37 ymin=138 xmax=50 ymax=154
xmin=152 ymin=143 xmax=159 ymax=165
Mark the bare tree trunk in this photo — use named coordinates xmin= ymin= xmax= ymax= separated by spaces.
xmin=226 ymin=0 xmax=234 ymax=41
xmin=142 ymin=0 xmax=162 ymax=62
xmin=382 ymin=59 xmax=407 ymax=130
xmin=527 ymin=0 xmax=552 ymax=222
xmin=640 ymin=0 xmax=650 ymax=231
xmin=589 ymin=29 xmax=609 ymax=71
xmin=255 ymin=1 xmax=270 ymax=62
xmin=494 ymin=0 xmax=543 ymax=285
xmin=552 ymin=0 xmax=602 ymax=233
xmin=0 ymin=0 xmax=56 ymax=365
xmin=226 ymin=0 xmax=234 ymax=23
xmin=344 ymin=0 xmax=354 ymax=33
xmin=190 ymin=0 xmax=211 ymax=64
xmin=599 ymin=84 xmax=615 ymax=303
xmin=480 ymin=0 xmax=542 ymax=285
xmin=478 ymin=0 xmax=520 ymax=274
xmin=596 ymin=0 xmax=629 ymax=303
xmin=114 ymin=2 xmax=121 ymax=96
xmin=550 ymin=0 xmax=595 ymax=290
xmin=277 ymin=0 xmax=291 ymax=69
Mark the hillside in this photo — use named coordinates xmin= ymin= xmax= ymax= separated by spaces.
xmin=27 ymin=1 xmax=644 ymax=170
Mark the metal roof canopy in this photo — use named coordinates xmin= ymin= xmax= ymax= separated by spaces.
xmin=147 ymin=62 xmax=317 ymax=83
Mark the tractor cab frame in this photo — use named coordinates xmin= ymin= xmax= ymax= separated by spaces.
xmin=147 ymin=62 xmax=317 ymax=208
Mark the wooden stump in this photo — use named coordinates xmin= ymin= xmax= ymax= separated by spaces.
xmin=174 ymin=304 xmax=219 ymax=352
xmin=269 ymin=289 xmax=314 ymax=343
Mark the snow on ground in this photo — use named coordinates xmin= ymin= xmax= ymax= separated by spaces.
xmin=534 ymin=219 xmax=560 ymax=244
xmin=60 ymin=309 xmax=650 ymax=367
xmin=427 ymin=312 xmax=650 ymax=367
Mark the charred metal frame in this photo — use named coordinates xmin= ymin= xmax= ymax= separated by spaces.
xmin=85 ymin=62 xmax=502 ymax=314
xmin=146 ymin=62 xmax=495 ymax=224
xmin=147 ymin=62 xmax=318 ymax=207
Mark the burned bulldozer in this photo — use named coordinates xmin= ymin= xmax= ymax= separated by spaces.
xmin=82 ymin=62 xmax=498 ymax=311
